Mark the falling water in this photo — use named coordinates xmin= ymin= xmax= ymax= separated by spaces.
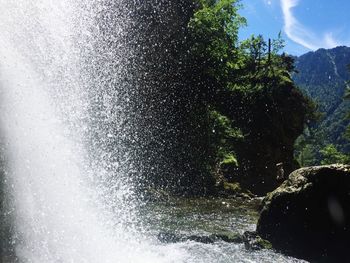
xmin=0 ymin=0 xmax=169 ymax=262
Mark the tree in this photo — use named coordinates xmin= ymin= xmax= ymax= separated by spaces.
xmin=318 ymin=64 xmax=350 ymax=165
xmin=188 ymin=1 xmax=315 ymax=194
xmin=344 ymin=64 xmax=350 ymax=140
xmin=188 ymin=0 xmax=246 ymax=93
xmin=320 ymin=144 xmax=349 ymax=165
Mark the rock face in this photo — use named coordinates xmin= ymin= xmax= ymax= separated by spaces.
xmin=229 ymin=82 xmax=311 ymax=195
xmin=257 ymin=165 xmax=350 ymax=262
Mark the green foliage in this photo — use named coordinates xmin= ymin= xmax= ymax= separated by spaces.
xmin=343 ymin=65 xmax=350 ymax=140
xmin=221 ymin=153 xmax=238 ymax=166
xmin=317 ymin=62 xmax=350 ymax=165
xmin=294 ymin=134 xmax=318 ymax=167
xmin=208 ymin=109 xmax=242 ymax=166
xmin=237 ymin=33 xmax=294 ymax=87
xmin=344 ymin=87 xmax=350 ymax=100
xmin=188 ymin=0 xmax=246 ymax=82
xmin=293 ymin=47 xmax=350 ymax=165
xmin=320 ymin=144 xmax=349 ymax=165
xmin=297 ymin=144 xmax=317 ymax=166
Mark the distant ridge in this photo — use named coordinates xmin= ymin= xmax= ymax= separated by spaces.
xmin=293 ymin=46 xmax=350 ymax=158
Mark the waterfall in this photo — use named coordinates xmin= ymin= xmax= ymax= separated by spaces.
xmin=0 ymin=1 xmax=185 ymax=262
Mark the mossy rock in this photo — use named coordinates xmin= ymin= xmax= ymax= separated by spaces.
xmin=223 ymin=182 xmax=241 ymax=193
xmin=243 ymin=231 xmax=272 ymax=250
xmin=219 ymin=182 xmax=255 ymax=199
xmin=211 ymin=231 xmax=243 ymax=243
xmin=221 ymin=154 xmax=239 ymax=167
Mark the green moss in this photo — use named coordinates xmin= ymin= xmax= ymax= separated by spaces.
xmin=223 ymin=182 xmax=241 ymax=192
xmin=212 ymin=231 xmax=243 ymax=243
xmin=256 ymin=237 xmax=273 ymax=249
xmin=243 ymin=231 xmax=273 ymax=250
xmin=221 ymin=153 xmax=238 ymax=166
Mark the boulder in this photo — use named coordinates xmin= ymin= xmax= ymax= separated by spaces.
xmin=257 ymin=164 xmax=350 ymax=262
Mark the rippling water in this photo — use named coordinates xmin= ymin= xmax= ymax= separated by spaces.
xmin=139 ymin=197 xmax=308 ymax=263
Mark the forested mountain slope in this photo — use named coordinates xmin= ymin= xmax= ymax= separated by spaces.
xmin=293 ymin=46 xmax=350 ymax=164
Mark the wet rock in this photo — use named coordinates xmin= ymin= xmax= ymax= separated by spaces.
xmin=157 ymin=231 xmax=243 ymax=244
xmin=257 ymin=164 xmax=350 ymax=262
xmin=187 ymin=235 xmax=215 ymax=244
xmin=157 ymin=232 xmax=182 ymax=243
xmin=242 ymin=231 xmax=272 ymax=250
xmin=215 ymin=181 xmax=256 ymax=199
xmin=211 ymin=232 xmax=244 ymax=243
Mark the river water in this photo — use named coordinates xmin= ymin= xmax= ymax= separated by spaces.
xmin=138 ymin=197 xmax=307 ymax=263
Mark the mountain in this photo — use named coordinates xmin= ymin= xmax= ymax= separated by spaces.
xmin=293 ymin=46 xmax=350 ymax=164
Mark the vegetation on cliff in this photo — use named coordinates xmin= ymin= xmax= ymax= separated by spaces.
xmin=184 ymin=0 xmax=314 ymax=195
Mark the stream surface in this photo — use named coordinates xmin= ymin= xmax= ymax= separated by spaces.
xmin=138 ymin=197 xmax=308 ymax=263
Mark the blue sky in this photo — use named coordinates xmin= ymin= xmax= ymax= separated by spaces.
xmin=239 ymin=0 xmax=350 ymax=55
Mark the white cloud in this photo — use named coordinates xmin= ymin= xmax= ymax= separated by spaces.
xmin=324 ymin=32 xmax=341 ymax=47
xmin=280 ymin=0 xmax=345 ymax=50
